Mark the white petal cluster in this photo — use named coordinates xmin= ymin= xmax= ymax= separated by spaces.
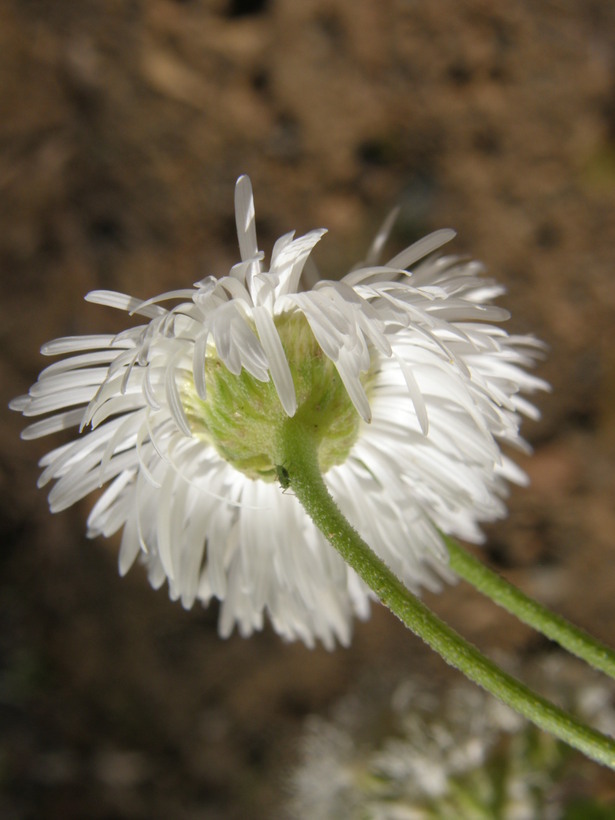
xmin=288 ymin=657 xmax=614 ymax=818
xmin=11 ymin=176 xmax=548 ymax=648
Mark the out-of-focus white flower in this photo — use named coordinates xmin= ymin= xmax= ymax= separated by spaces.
xmin=11 ymin=175 xmax=547 ymax=648
xmin=286 ymin=658 xmax=615 ymax=819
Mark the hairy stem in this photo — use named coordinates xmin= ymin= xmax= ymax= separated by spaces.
xmin=445 ymin=536 xmax=615 ymax=680
xmin=276 ymin=416 xmax=615 ymax=769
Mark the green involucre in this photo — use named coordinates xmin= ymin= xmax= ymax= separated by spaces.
xmin=182 ymin=311 xmax=373 ymax=481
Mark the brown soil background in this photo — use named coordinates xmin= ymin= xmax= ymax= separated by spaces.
xmin=2 ymin=1 xmax=615 ymax=817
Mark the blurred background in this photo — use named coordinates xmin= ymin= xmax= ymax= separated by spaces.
xmin=2 ymin=0 xmax=615 ymax=817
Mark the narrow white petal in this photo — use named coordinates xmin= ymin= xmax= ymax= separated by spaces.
xmin=192 ymin=329 xmax=210 ymax=400
xmin=39 ymin=349 xmax=124 ymax=377
xmin=230 ymin=318 xmax=269 ymax=380
xmin=363 ymin=206 xmax=400 ymax=266
xmin=89 ymin=394 xmax=147 ymax=429
xmin=234 ymin=175 xmax=258 ymax=263
xmin=9 ymin=395 xmax=29 ymax=412
xmin=386 ymin=228 xmax=457 ymax=271
xmin=99 ymin=413 xmax=142 ymax=485
xmin=117 ymin=512 xmax=142 ymax=576
xmin=85 ymin=290 xmax=165 ymax=318
xmin=21 ymin=387 xmax=97 ymax=417
xmin=155 ymin=470 xmax=177 ymax=581
xmin=142 ymin=365 xmax=162 ymax=411
xmin=335 ymin=351 xmax=371 ymax=422
xmin=164 ymin=356 xmax=193 ymax=437
xmin=252 ymin=306 xmax=297 ymax=416
xmin=394 ymin=353 xmax=429 ymax=435
xmin=134 ymin=421 xmax=162 ymax=488
xmin=212 ymin=303 xmax=240 ymax=371
xmin=271 ymin=229 xmax=327 ymax=296
xmin=38 ymin=415 xmax=131 ymax=486
xmin=341 ymin=265 xmax=405 ymax=288
xmin=40 ymin=335 xmax=121 ymax=356
xmin=87 ymin=469 xmax=135 ymax=535
xmin=131 ymin=289 xmax=196 ymax=313
xmin=29 ymin=367 xmax=109 ymax=397
xmin=217 ymin=276 xmax=252 ymax=304
xmin=21 ymin=408 xmax=86 ymax=440
xmin=48 ymin=450 xmax=136 ymax=512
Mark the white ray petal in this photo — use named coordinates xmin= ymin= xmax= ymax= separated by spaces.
xmin=252 ymin=306 xmax=297 ymax=416
xmin=41 ymin=335 xmax=122 ymax=356
xmin=164 ymin=356 xmax=193 ymax=438
xmin=386 ymin=228 xmax=457 ymax=271
xmin=21 ymin=408 xmax=87 ymax=441
xmin=234 ymin=174 xmax=259 ymax=263
xmin=86 ymin=290 xmax=165 ymax=318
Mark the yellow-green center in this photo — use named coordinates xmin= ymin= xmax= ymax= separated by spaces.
xmin=182 ymin=311 xmax=375 ymax=482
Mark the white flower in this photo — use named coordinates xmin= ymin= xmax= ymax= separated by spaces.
xmin=288 ymin=658 xmax=614 ymax=819
xmin=11 ymin=175 xmax=547 ymax=649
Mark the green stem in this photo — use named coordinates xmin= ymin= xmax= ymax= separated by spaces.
xmin=276 ymin=416 xmax=615 ymax=770
xmin=444 ymin=536 xmax=615 ymax=680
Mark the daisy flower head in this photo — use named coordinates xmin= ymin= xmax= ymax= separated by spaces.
xmin=11 ymin=176 xmax=547 ymax=649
